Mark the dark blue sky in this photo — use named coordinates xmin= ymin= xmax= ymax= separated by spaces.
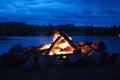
xmin=0 ymin=0 xmax=120 ymax=26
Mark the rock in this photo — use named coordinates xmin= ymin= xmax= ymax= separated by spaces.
xmin=1 ymin=53 xmax=25 ymax=66
xmin=24 ymin=46 xmax=37 ymax=54
xmin=73 ymin=49 xmax=82 ymax=54
xmin=1 ymin=44 xmax=27 ymax=67
xmin=37 ymin=56 xmax=55 ymax=69
xmin=75 ymin=56 xmax=96 ymax=66
xmin=76 ymin=42 xmax=92 ymax=48
xmin=67 ymin=52 xmax=86 ymax=64
xmin=20 ymin=59 xmax=36 ymax=69
xmin=116 ymin=53 xmax=120 ymax=64
xmin=108 ymin=53 xmax=118 ymax=64
xmin=100 ymin=51 xmax=109 ymax=64
xmin=9 ymin=44 xmax=25 ymax=55
xmin=81 ymin=45 xmax=93 ymax=54
xmin=0 ymin=55 xmax=2 ymax=64
xmin=54 ymin=58 xmax=65 ymax=66
xmin=88 ymin=50 xmax=101 ymax=64
xmin=91 ymin=41 xmax=106 ymax=51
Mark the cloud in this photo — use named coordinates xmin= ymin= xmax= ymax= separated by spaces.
xmin=0 ymin=0 xmax=120 ymax=26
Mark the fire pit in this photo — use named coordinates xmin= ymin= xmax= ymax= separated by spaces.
xmin=37 ymin=30 xmax=78 ymax=58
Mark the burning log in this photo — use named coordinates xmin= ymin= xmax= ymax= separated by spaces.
xmin=59 ymin=31 xmax=77 ymax=49
xmin=45 ymin=36 xmax=62 ymax=55
xmin=37 ymin=30 xmax=78 ymax=56
xmin=44 ymin=31 xmax=78 ymax=56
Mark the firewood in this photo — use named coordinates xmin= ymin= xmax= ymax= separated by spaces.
xmin=45 ymin=36 xmax=62 ymax=55
xmin=59 ymin=31 xmax=78 ymax=49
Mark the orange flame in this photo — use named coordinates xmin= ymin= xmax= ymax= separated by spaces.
xmin=38 ymin=30 xmax=74 ymax=56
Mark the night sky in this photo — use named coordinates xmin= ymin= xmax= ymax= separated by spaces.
xmin=0 ymin=0 xmax=120 ymax=26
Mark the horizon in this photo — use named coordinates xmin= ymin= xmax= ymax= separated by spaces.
xmin=1 ymin=21 xmax=120 ymax=27
xmin=0 ymin=0 xmax=120 ymax=26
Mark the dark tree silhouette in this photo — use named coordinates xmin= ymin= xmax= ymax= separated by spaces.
xmin=0 ymin=22 xmax=120 ymax=36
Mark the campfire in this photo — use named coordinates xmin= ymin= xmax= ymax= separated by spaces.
xmin=37 ymin=30 xmax=77 ymax=56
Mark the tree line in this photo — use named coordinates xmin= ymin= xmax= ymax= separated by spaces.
xmin=0 ymin=22 xmax=120 ymax=36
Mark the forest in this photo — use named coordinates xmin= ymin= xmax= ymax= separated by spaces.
xmin=0 ymin=22 xmax=120 ymax=36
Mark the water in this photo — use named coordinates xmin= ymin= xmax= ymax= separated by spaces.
xmin=0 ymin=36 xmax=120 ymax=55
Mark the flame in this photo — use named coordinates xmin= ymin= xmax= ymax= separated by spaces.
xmin=51 ymin=30 xmax=60 ymax=42
xmin=38 ymin=43 xmax=51 ymax=50
xmin=38 ymin=30 xmax=74 ymax=56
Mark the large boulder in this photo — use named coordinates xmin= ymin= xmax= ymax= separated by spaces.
xmin=81 ymin=45 xmax=93 ymax=54
xmin=8 ymin=44 xmax=26 ymax=58
xmin=9 ymin=44 xmax=25 ymax=54
xmin=91 ymin=41 xmax=106 ymax=52
xmin=2 ymin=44 xmax=27 ymax=66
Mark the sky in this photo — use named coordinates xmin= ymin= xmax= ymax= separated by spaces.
xmin=0 ymin=0 xmax=120 ymax=26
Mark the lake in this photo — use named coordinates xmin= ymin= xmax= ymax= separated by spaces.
xmin=0 ymin=36 xmax=120 ymax=55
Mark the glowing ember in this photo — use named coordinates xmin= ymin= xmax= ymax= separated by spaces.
xmin=38 ymin=30 xmax=75 ymax=55
xmin=63 ymin=56 xmax=67 ymax=59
